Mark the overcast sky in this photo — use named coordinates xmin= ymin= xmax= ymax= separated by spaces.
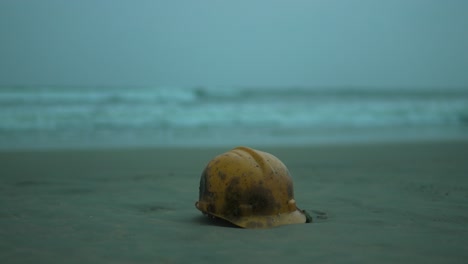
xmin=1 ymin=0 xmax=467 ymax=88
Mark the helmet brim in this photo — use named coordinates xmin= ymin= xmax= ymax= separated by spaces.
xmin=198 ymin=206 xmax=307 ymax=229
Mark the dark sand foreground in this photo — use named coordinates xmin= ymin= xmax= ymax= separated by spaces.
xmin=1 ymin=141 xmax=468 ymax=263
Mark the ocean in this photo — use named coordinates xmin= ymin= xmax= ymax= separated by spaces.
xmin=1 ymin=86 xmax=467 ymax=150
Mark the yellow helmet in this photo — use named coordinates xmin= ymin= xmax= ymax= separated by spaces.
xmin=195 ymin=146 xmax=311 ymax=228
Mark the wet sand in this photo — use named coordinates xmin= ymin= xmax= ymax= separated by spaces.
xmin=1 ymin=141 xmax=468 ymax=263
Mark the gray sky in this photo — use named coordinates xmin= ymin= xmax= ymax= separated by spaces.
xmin=1 ymin=0 xmax=467 ymax=88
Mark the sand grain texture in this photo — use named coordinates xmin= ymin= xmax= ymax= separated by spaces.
xmin=1 ymin=142 xmax=468 ymax=263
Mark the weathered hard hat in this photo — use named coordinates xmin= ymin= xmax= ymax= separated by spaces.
xmin=195 ymin=146 xmax=311 ymax=228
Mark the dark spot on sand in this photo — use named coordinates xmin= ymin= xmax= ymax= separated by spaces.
xmin=142 ymin=205 xmax=171 ymax=213
xmin=308 ymin=209 xmax=328 ymax=222
xmin=132 ymin=173 xmax=154 ymax=181
xmin=15 ymin=180 xmax=50 ymax=187
xmin=55 ymin=188 xmax=94 ymax=195
xmin=0 ymin=212 xmax=21 ymax=219
xmin=134 ymin=204 xmax=174 ymax=213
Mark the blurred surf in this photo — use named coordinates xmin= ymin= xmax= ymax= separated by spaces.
xmin=1 ymin=86 xmax=467 ymax=149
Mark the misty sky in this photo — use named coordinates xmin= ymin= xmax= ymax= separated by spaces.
xmin=1 ymin=0 xmax=467 ymax=88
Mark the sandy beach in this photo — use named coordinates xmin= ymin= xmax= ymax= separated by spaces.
xmin=1 ymin=140 xmax=468 ymax=263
